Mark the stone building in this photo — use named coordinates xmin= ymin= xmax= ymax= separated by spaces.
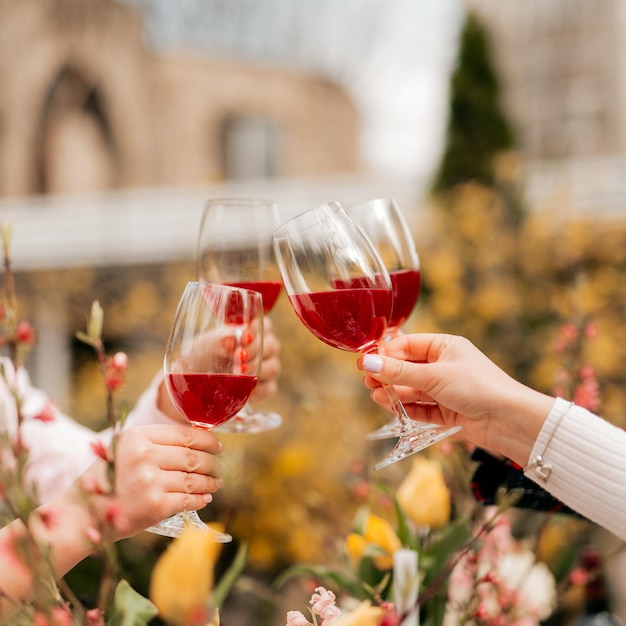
xmin=465 ymin=0 xmax=626 ymax=213
xmin=0 ymin=0 xmax=370 ymax=411
xmin=0 ymin=0 xmax=359 ymax=198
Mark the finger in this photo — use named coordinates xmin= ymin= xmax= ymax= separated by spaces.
xmin=158 ymin=491 xmax=218 ymax=516
xmin=370 ymin=385 xmax=435 ymax=408
xmin=153 ymin=444 xmax=225 ymax=478
xmin=377 ymin=333 xmax=441 ymax=362
xmin=359 ymin=352 xmax=430 ymax=390
xmin=161 ymin=470 xmax=224 ymax=496
xmin=142 ymin=424 xmax=223 ymax=454
xmin=262 ymin=326 xmax=281 ymax=360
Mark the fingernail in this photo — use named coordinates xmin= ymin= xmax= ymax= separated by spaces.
xmin=215 ymin=478 xmax=224 ymax=489
xmin=362 ymin=354 xmax=383 ymax=373
xmin=203 ymin=493 xmax=213 ymax=503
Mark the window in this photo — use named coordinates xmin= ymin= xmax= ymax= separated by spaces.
xmin=221 ymin=115 xmax=280 ymax=180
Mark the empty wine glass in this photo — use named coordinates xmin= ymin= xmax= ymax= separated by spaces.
xmin=196 ymin=198 xmax=283 ymax=433
xmin=145 ymin=281 xmax=264 ymax=539
xmin=347 ymin=197 xmax=422 ymax=439
xmin=272 ymin=201 xmax=461 ymax=471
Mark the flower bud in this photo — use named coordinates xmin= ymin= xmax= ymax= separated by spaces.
xmin=346 ymin=513 xmax=401 ymax=570
xmin=396 ymin=457 xmax=451 ymax=529
xmin=16 ymin=320 xmax=36 ymax=345
xmin=150 ymin=524 xmax=223 ymax=625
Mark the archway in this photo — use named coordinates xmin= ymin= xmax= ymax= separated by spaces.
xmin=36 ymin=65 xmax=118 ymax=194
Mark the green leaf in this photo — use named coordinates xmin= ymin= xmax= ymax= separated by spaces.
xmin=107 ymin=579 xmax=158 ymax=626
xmin=375 ymin=484 xmax=416 ymax=550
xmin=422 ymin=591 xmax=448 ymax=626
xmin=420 ymin=515 xmax=472 ymax=586
xmin=211 ymin=542 xmax=248 ymax=608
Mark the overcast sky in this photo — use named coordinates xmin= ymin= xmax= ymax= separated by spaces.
xmin=123 ymin=0 xmax=465 ymax=182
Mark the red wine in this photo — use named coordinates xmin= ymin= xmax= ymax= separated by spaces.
xmin=166 ymin=372 xmax=258 ymax=428
xmin=388 ymin=268 xmax=421 ymax=331
xmin=226 ymin=280 xmax=282 ymax=314
xmin=289 ymin=288 xmax=392 ymax=352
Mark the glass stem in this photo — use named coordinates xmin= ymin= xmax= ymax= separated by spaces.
xmin=367 ymin=345 xmax=415 ymax=434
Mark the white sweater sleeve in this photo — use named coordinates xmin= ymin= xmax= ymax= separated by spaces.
xmin=123 ymin=371 xmax=182 ymax=427
xmin=524 ymin=397 xmax=626 ymax=540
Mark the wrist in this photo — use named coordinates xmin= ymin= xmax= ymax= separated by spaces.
xmin=156 ymin=380 xmax=185 ymax=423
xmin=490 ymin=384 xmax=555 ymax=467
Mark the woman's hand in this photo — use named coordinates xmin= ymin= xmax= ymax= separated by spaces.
xmin=252 ymin=316 xmax=281 ymax=402
xmin=82 ymin=424 xmax=224 ymax=540
xmin=358 ymin=333 xmax=554 ymax=465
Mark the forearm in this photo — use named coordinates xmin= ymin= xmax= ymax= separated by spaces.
xmin=0 ymin=489 xmax=95 ymax=619
xmin=486 ymin=381 xmax=555 ymax=467
xmin=524 ymin=399 xmax=626 ymax=540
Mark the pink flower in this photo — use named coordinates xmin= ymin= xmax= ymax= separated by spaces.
xmin=380 ymin=602 xmax=401 ymax=626
xmin=573 ymin=377 xmax=601 ymax=412
xmin=473 ymin=603 xmax=490 ymax=620
xmin=286 ymin=610 xmax=311 ymax=626
xmin=310 ymin=586 xmax=342 ymax=622
xmin=33 ymin=401 xmax=56 ymax=423
xmin=85 ymin=609 xmax=105 ymax=626
xmin=105 ymin=371 xmax=124 ymax=392
xmin=50 ymin=606 xmax=72 ymax=626
xmin=110 ymin=351 xmax=128 ymax=371
xmin=15 ymin=320 xmax=36 ymax=344
xmin=584 ymin=322 xmax=598 ymax=339
xmin=320 ymin=605 xmax=342 ymax=624
xmin=104 ymin=352 xmax=128 ymax=391
xmin=90 ymin=438 xmax=109 ymax=461
xmin=354 ymin=480 xmax=370 ymax=500
xmin=37 ymin=507 xmax=58 ymax=530
xmin=34 ymin=606 xmax=73 ymax=626
xmin=104 ymin=498 xmax=129 ymax=532
xmin=569 ymin=567 xmax=588 ymax=585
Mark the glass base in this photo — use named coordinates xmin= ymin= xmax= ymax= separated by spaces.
xmin=373 ymin=425 xmax=462 ymax=471
xmin=366 ymin=417 xmax=402 ymax=440
xmin=214 ymin=403 xmax=282 ymax=434
xmin=145 ymin=510 xmax=232 ymax=542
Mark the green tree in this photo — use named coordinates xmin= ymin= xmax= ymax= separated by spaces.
xmin=432 ymin=12 xmax=515 ymax=193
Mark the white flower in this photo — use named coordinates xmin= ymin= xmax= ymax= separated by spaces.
xmin=497 ymin=551 xmax=557 ymax=620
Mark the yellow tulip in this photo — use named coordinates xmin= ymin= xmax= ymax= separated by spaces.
xmin=346 ymin=532 xmax=369 ymax=567
xmin=396 ymin=456 xmax=451 ymax=529
xmin=149 ymin=523 xmax=224 ymax=625
xmin=346 ymin=513 xmax=402 ymax=570
xmin=331 ymin=601 xmax=384 ymax=626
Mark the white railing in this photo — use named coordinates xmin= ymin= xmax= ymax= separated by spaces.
xmin=0 ymin=175 xmax=426 ymax=271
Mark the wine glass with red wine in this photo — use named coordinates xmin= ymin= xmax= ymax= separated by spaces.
xmin=196 ymin=198 xmax=283 ymax=433
xmin=272 ymin=201 xmax=461 ymax=471
xmin=347 ymin=197 xmax=425 ymax=440
xmin=146 ymin=281 xmax=264 ymax=539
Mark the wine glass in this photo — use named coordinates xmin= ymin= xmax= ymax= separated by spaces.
xmin=145 ymin=281 xmax=264 ymax=539
xmin=196 ymin=198 xmax=283 ymax=434
xmin=272 ymin=201 xmax=461 ymax=471
xmin=347 ymin=197 xmax=422 ymax=440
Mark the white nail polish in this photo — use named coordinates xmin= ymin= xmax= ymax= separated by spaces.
xmin=363 ymin=354 xmax=383 ymax=373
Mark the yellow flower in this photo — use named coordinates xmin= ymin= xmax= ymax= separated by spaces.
xmin=346 ymin=513 xmax=402 ymax=570
xmin=331 ymin=600 xmax=384 ymax=626
xmin=149 ymin=523 xmax=224 ymax=625
xmin=396 ymin=456 xmax=451 ymax=529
